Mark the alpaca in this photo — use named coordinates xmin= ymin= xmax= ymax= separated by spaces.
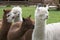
xmin=7 ymin=6 xmax=23 ymax=22
xmin=32 ymin=4 xmax=60 ymax=40
xmin=7 ymin=15 xmax=34 ymax=40
xmin=20 ymin=18 xmax=35 ymax=40
xmin=20 ymin=19 xmax=35 ymax=40
xmin=0 ymin=9 xmax=12 ymax=40
xmin=32 ymin=5 xmax=49 ymax=40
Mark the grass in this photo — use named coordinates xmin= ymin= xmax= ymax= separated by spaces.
xmin=0 ymin=6 xmax=60 ymax=24
xmin=47 ymin=11 xmax=60 ymax=24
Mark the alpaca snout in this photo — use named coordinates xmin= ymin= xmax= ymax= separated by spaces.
xmin=12 ymin=16 xmax=15 ymax=19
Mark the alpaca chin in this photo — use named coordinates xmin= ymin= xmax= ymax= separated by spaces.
xmin=7 ymin=19 xmax=13 ymax=23
xmin=7 ymin=17 xmax=13 ymax=23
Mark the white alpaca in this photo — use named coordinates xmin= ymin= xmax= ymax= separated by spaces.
xmin=7 ymin=6 xmax=23 ymax=22
xmin=32 ymin=5 xmax=49 ymax=40
xmin=32 ymin=5 xmax=60 ymax=40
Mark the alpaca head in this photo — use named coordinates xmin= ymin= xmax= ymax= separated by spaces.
xmin=6 ymin=6 xmax=22 ymax=22
xmin=35 ymin=6 xmax=49 ymax=20
xmin=3 ymin=9 xmax=12 ymax=22
xmin=22 ymin=15 xmax=34 ymax=29
xmin=6 ymin=10 xmax=14 ymax=22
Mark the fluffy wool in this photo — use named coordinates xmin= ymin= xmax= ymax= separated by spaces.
xmin=32 ymin=5 xmax=49 ymax=40
xmin=46 ymin=22 xmax=60 ymax=40
xmin=32 ymin=4 xmax=60 ymax=40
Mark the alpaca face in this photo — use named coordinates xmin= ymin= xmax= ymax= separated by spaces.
xmin=7 ymin=12 xmax=15 ymax=22
xmin=3 ymin=9 xmax=13 ymax=23
xmin=7 ymin=12 xmax=20 ymax=22
xmin=23 ymin=16 xmax=34 ymax=29
xmin=35 ymin=7 xmax=49 ymax=20
xmin=6 ymin=6 xmax=22 ymax=22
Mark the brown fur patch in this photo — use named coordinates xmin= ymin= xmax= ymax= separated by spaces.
xmin=0 ymin=9 xmax=12 ymax=40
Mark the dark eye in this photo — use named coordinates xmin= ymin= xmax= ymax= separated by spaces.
xmin=7 ymin=15 xmax=10 ymax=17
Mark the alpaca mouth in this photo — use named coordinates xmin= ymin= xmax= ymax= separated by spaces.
xmin=46 ymin=16 xmax=48 ymax=19
xmin=7 ymin=17 xmax=14 ymax=22
xmin=7 ymin=19 xmax=12 ymax=23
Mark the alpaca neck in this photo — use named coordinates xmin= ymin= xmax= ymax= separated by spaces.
xmin=2 ymin=17 xmax=12 ymax=31
xmin=0 ymin=14 xmax=12 ymax=40
xmin=12 ymin=22 xmax=29 ymax=40
xmin=34 ymin=17 xmax=46 ymax=40
xmin=35 ymin=18 xmax=46 ymax=28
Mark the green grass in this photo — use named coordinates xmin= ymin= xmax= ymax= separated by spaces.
xmin=47 ymin=11 xmax=60 ymax=24
xmin=0 ymin=6 xmax=60 ymax=24
xmin=22 ymin=6 xmax=35 ymax=19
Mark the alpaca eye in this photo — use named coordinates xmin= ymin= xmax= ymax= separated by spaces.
xmin=7 ymin=15 xmax=10 ymax=17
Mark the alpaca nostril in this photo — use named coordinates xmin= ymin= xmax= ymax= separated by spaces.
xmin=18 ymin=14 xmax=19 ymax=15
xmin=12 ymin=16 xmax=14 ymax=19
xmin=18 ymin=14 xmax=19 ymax=17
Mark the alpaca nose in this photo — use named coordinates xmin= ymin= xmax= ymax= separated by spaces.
xmin=12 ymin=16 xmax=14 ymax=19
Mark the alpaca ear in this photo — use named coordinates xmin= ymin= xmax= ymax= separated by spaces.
xmin=46 ymin=4 xmax=49 ymax=10
xmin=28 ymin=15 xmax=31 ymax=18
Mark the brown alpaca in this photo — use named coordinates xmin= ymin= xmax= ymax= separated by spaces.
xmin=19 ymin=19 xmax=34 ymax=40
xmin=7 ymin=15 xmax=34 ymax=40
xmin=0 ymin=9 xmax=12 ymax=40
xmin=20 ymin=18 xmax=35 ymax=40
